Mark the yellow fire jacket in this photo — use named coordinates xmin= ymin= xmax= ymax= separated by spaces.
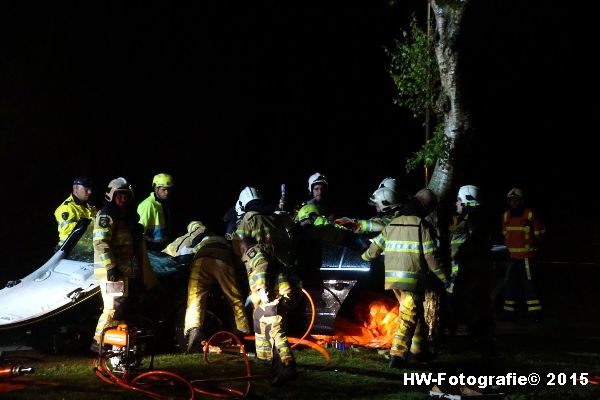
xmin=361 ymin=215 xmax=447 ymax=292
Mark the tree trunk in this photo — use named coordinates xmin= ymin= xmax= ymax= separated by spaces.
xmin=428 ymin=0 xmax=472 ymax=205
xmin=424 ymin=0 xmax=472 ymax=345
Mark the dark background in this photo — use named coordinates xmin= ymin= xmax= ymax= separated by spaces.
xmin=0 ymin=1 xmax=597 ymax=281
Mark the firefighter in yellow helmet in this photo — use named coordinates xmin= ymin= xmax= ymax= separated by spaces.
xmin=162 ymin=220 xmax=207 ymax=257
xmin=92 ymin=177 xmax=159 ymax=348
xmin=501 ymin=187 xmax=545 ymax=321
xmin=137 ymin=173 xmax=175 ymax=251
xmin=361 ymin=189 xmax=448 ymax=368
xmin=54 ymin=177 xmax=97 ymax=248
xmin=183 ymin=232 xmax=250 ymax=353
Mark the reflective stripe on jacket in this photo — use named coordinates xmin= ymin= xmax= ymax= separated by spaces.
xmin=233 ymin=211 xmax=295 ymax=267
xmin=361 ymin=215 xmax=447 ymax=291
xmin=502 ymin=208 xmax=544 ymax=259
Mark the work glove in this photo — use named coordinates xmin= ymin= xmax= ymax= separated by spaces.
xmin=106 ymin=267 xmax=120 ymax=282
xmin=258 ymin=288 xmax=270 ymax=304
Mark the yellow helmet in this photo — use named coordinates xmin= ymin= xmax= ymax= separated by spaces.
xmin=152 ymin=173 xmax=174 ymax=188
xmin=187 ymin=220 xmax=205 ymax=233
xmin=296 ymin=203 xmax=320 ymax=222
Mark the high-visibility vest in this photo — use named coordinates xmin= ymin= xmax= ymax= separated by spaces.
xmin=503 ymin=208 xmax=545 ymax=259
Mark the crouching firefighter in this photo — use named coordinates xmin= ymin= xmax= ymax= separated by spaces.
xmin=92 ymin=177 xmax=160 ymax=349
xmin=239 ymin=237 xmax=302 ymax=386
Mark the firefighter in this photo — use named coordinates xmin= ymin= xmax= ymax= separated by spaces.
xmin=231 ymin=186 xmax=296 ymax=269
xmin=501 ymin=188 xmax=545 ymax=320
xmin=54 ymin=177 xmax=97 ymax=247
xmin=183 ymin=233 xmax=250 ymax=353
xmin=239 ymin=237 xmax=301 ymax=385
xmin=137 ymin=173 xmax=174 ymax=251
xmin=294 ymin=172 xmax=335 ymax=222
xmin=361 ymin=190 xmax=449 ymax=368
xmin=449 ymin=185 xmax=494 ymax=355
xmin=231 ymin=187 xmax=301 ymax=381
xmin=92 ymin=177 xmax=159 ymax=348
xmin=339 ymin=187 xmax=404 ymax=234
xmin=162 ymin=220 xmax=207 ymax=257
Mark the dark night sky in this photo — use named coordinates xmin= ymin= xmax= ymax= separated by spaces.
xmin=0 ymin=1 xmax=597 ymax=279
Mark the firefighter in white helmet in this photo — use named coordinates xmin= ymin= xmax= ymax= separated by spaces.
xmin=231 ymin=187 xmax=301 ymax=375
xmin=137 ymin=173 xmax=175 ymax=251
xmin=361 ymin=189 xmax=448 ymax=368
xmin=449 ymin=184 xmax=494 ymax=354
xmin=296 ymin=172 xmax=335 ymax=222
xmin=378 ymin=177 xmax=399 ymax=193
xmin=501 ymin=187 xmax=545 ymax=321
xmin=54 ymin=177 xmax=98 ymax=248
xmin=92 ymin=177 xmax=159 ymax=349
xmin=341 ymin=187 xmax=404 ymax=234
xmin=239 ymin=236 xmax=301 ymax=385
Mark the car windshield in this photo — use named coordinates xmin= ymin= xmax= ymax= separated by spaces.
xmin=65 ymin=221 xmax=94 ymax=263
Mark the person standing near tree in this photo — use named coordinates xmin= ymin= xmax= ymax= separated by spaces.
xmin=501 ymin=187 xmax=545 ymax=321
xmin=449 ymin=185 xmax=494 ymax=355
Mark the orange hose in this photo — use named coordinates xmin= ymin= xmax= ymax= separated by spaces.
xmin=291 ymin=288 xmax=315 ymax=349
xmin=93 ymin=288 xmax=324 ymax=398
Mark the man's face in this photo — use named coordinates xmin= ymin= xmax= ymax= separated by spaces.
xmin=155 ymin=186 xmax=172 ymax=201
xmin=455 ymin=198 xmax=464 ymax=215
xmin=114 ymin=191 xmax=131 ymax=208
xmin=73 ymin=184 xmax=92 ymax=202
xmin=312 ymin=184 xmax=327 ymax=202
xmin=508 ymin=197 xmax=522 ymax=209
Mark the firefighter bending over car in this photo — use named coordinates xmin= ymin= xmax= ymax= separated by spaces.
xmin=92 ymin=177 xmax=159 ymax=348
xmin=182 ymin=231 xmax=250 ymax=353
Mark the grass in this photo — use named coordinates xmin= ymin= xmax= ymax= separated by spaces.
xmin=2 ymin=324 xmax=600 ymax=400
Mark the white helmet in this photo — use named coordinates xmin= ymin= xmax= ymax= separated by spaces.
xmin=235 ymin=200 xmax=244 ymax=217
xmin=378 ymin=177 xmax=398 ymax=193
xmin=368 ymin=187 xmax=399 ymax=212
xmin=238 ymin=186 xmax=261 ymax=211
xmin=308 ymin=172 xmax=328 ymax=193
xmin=457 ymin=185 xmax=480 ymax=205
xmin=105 ymin=177 xmax=133 ymax=202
